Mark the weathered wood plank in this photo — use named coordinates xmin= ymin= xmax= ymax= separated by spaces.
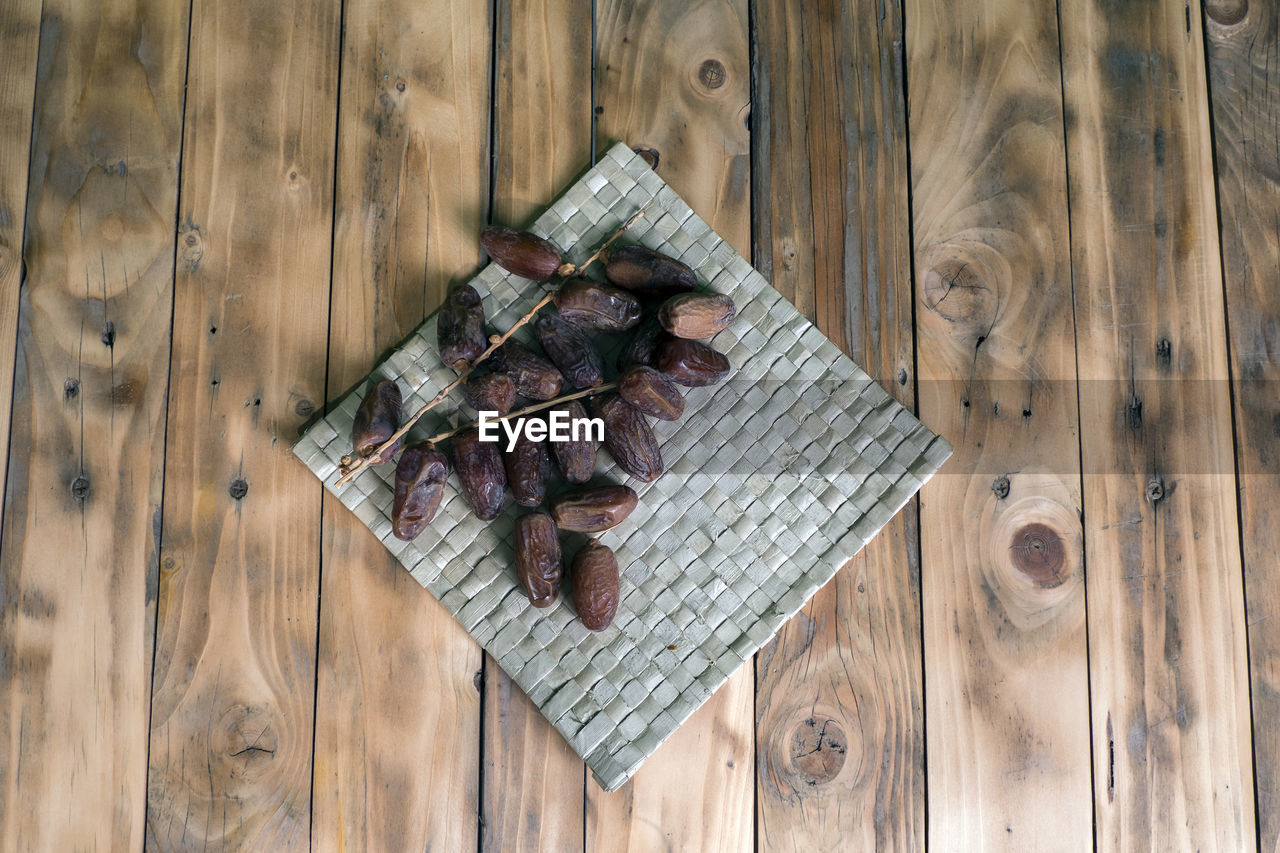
xmin=144 ymin=0 xmax=340 ymax=847
xmin=1204 ymin=2 xmax=1280 ymax=847
xmin=1060 ymin=0 xmax=1255 ymax=847
xmin=906 ymin=0 xmax=1093 ymax=846
xmin=751 ymin=0 xmax=923 ymax=849
xmin=482 ymin=0 xmax=590 ymax=849
xmin=0 ymin=0 xmax=41 ymax=509
xmin=309 ymin=0 xmax=490 ymax=849
xmin=0 ymin=0 xmax=188 ymax=848
xmin=588 ymin=2 xmax=754 ymax=849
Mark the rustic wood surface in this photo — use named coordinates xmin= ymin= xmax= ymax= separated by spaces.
xmin=0 ymin=0 xmax=1274 ymax=848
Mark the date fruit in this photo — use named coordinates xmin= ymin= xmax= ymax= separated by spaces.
xmin=658 ymin=292 xmax=736 ymax=339
xmin=550 ymin=400 xmax=597 ymax=484
xmin=535 ymin=311 xmax=604 ymax=389
xmin=351 ymin=379 xmax=402 ymax=463
xmin=504 ymin=420 xmax=551 ymax=507
xmin=438 ymin=284 xmax=488 ymax=371
xmin=515 ymin=512 xmax=562 ymax=607
xmin=550 ymin=484 xmax=639 ymax=532
xmin=658 ymin=339 xmax=731 ymax=387
xmin=391 ymin=444 xmax=449 ymax=540
xmin=572 ymin=541 xmax=620 ymax=631
xmin=491 ymin=339 xmax=563 ymax=400
xmin=452 ymin=428 xmax=507 ymax=521
xmin=617 ymin=315 xmax=668 ymax=372
xmin=465 ymin=370 xmax=516 ymax=415
xmin=480 ymin=226 xmax=563 ymax=281
xmin=618 ymin=365 xmax=684 ymax=421
xmin=595 ymin=394 xmax=663 ymax=482
xmin=604 ymin=244 xmax=697 ymax=300
xmin=554 ymin=280 xmax=642 ymax=332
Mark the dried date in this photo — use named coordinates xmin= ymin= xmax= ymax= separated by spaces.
xmin=535 ymin=311 xmax=604 ymax=390
xmin=657 ymin=339 xmax=731 ymax=387
xmin=550 ymin=484 xmax=638 ymax=533
xmin=617 ymin=365 xmax=684 ymax=421
xmin=391 ymin=444 xmax=449 ymax=540
xmin=595 ymin=394 xmax=663 ymax=482
xmin=452 ymin=428 xmax=507 ymax=521
xmin=571 ymin=541 xmax=620 ymax=631
xmin=491 ymin=339 xmax=564 ymax=401
xmin=438 ymin=284 xmax=488 ymax=371
xmin=515 ymin=512 xmax=563 ymax=607
xmin=658 ymin=292 xmax=736 ymax=339
xmin=616 ymin=315 xmax=668 ymax=372
xmin=480 ymin=226 xmax=563 ymax=281
xmin=550 ymin=400 xmax=597 ymax=483
xmin=504 ymin=419 xmax=551 ymax=507
xmin=351 ymin=379 xmax=402 ymax=463
xmin=464 ymin=370 xmax=516 ymax=415
xmin=603 ymin=244 xmax=697 ymax=300
xmin=554 ymin=280 xmax=642 ymax=332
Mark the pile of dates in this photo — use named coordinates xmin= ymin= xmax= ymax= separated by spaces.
xmin=349 ymin=225 xmax=734 ymax=631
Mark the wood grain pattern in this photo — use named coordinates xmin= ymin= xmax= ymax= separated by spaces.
xmin=751 ymin=0 xmax=923 ymax=848
xmin=0 ymin=0 xmax=188 ymax=848
xmin=483 ymin=1 xmax=590 ymax=849
xmin=906 ymin=0 xmax=1093 ymax=847
xmin=1060 ymin=0 xmax=1255 ymax=847
xmin=0 ymin=0 xmax=41 ymax=508
xmin=1204 ymin=2 xmax=1280 ymax=847
xmin=144 ymin=0 xmax=339 ymax=848
xmin=589 ymin=2 xmax=754 ymax=849
xmin=309 ymin=1 xmax=490 ymax=849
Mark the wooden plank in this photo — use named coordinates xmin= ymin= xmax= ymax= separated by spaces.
xmin=482 ymin=0 xmax=590 ymax=849
xmin=905 ymin=0 xmax=1093 ymax=847
xmin=144 ymin=0 xmax=339 ymax=848
xmin=1060 ymin=0 xmax=1255 ymax=847
xmin=1204 ymin=2 xmax=1280 ymax=847
xmin=0 ymin=0 xmax=41 ymax=509
xmin=308 ymin=0 xmax=490 ymax=849
xmin=750 ymin=0 xmax=923 ymax=848
xmin=0 ymin=0 xmax=188 ymax=848
xmin=588 ymin=2 xmax=754 ymax=849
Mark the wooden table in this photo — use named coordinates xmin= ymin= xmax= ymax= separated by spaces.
xmin=0 ymin=0 xmax=1275 ymax=849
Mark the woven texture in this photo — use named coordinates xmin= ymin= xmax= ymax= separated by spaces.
xmin=293 ymin=144 xmax=952 ymax=791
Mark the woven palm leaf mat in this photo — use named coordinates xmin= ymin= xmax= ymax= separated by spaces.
xmin=293 ymin=143 xmax=952 ymax=791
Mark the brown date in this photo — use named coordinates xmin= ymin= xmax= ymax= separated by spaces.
xmin=595 ymin=394 xmax=663 ymax=483
xmin=603 ymin=244 xmax=697 ymax=300
xmin=535 ymin=311 xmax=604 ymax=390
xmin=550 ymin=484 xmax=638 ymax=533
xmin=491 ymin=339 xmax=563 ymax=401
xmin=550 ymin=400 xmax=596 ymax=484
xmin=658 ymin=292 xmax=737 ymax=339
xmin=480 ymin=226 xmax=563 ymax=281
xmin=572 ymin=541 xmax=620 ymax=631
xmin=554 ymin=280 xmax=642 ymax=332
xmin=464 ymin=370 xmax=516 ymax=415
xmin=514 ymin=512 xmax=562 ymax=607
xmin=452 ymin=428 xmax=507 ymax=521
xmin=618 ymin=365 xmax=684 ymax=421
xmin=504 ymin=419 xmax=551 ymax=507
xmin=616 ymin=315 xmax=669 ymax=372
xmin=438 ymin=284 xmax=487 ymax=371
xmin=657 ymin=339 xmax=731 ymax=387
xmin=391 ymin=444 xmax=449 ymax=540
xmin=351 ymin=379 xmax=402 ymax=463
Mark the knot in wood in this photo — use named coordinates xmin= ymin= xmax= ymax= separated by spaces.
xmin=101 ymin=321 xmax=116 ymax=348
xmin=64 ymin=378 xmax=80 ymax=400
xmin=632 ymin=147 xmax=660 ymax=170
xmin=697 ymin=58 xmax=727 ymax=90
xmin=70 ymin=475 xmax=91 ymax=502
xmin=1206 ymin=0 xmax=1247 ymax=25
xmin=294 ymin=398 xmax=315 ymax=418
xmin=790 ymin=717 xmax=847 ymax=785
xmin=229 ymin=478 xmax=249 ymax=501
xmin=993 ymin=475 xmax=1011 ymax=499
xmin=1009 ymin=522 xmax=1066 ymax=587
xmin=1145 ymin=477 xmax=1164 ymax=504
xmin=922 ymin=260 xmax=994 ymax=326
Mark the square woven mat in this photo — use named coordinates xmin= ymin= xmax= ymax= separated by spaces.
xmin=293 ymin=143 xmax=952 ymax=791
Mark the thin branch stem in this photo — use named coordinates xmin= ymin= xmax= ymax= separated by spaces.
xmin=423 ymin=382 xmax=617 ymax=445
xmin=558 ymin=207 xmax=647 ymax=277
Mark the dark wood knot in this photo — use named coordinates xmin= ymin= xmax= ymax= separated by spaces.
xmin=993 ymin=475 xmax=1011 ymax=499
xmin=70 ymin=475 xmax=90 ymax=502
xmin=1206 ymin=0 xmax=1247 ymax=25
xmin=790 ymin=717 xmax=847 ymax=785
xmin=923 ymin=261 xmax=994 ymax=325
xmin=633 ymin=147 xmax=660 ymax=170
xmin=1009 ymin=522 xmax=1066 ymax=587
xmin=698 ymin=58 xmax=727 ymax=90
xmin=229 ymin=478 xmax=249 ymax=501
